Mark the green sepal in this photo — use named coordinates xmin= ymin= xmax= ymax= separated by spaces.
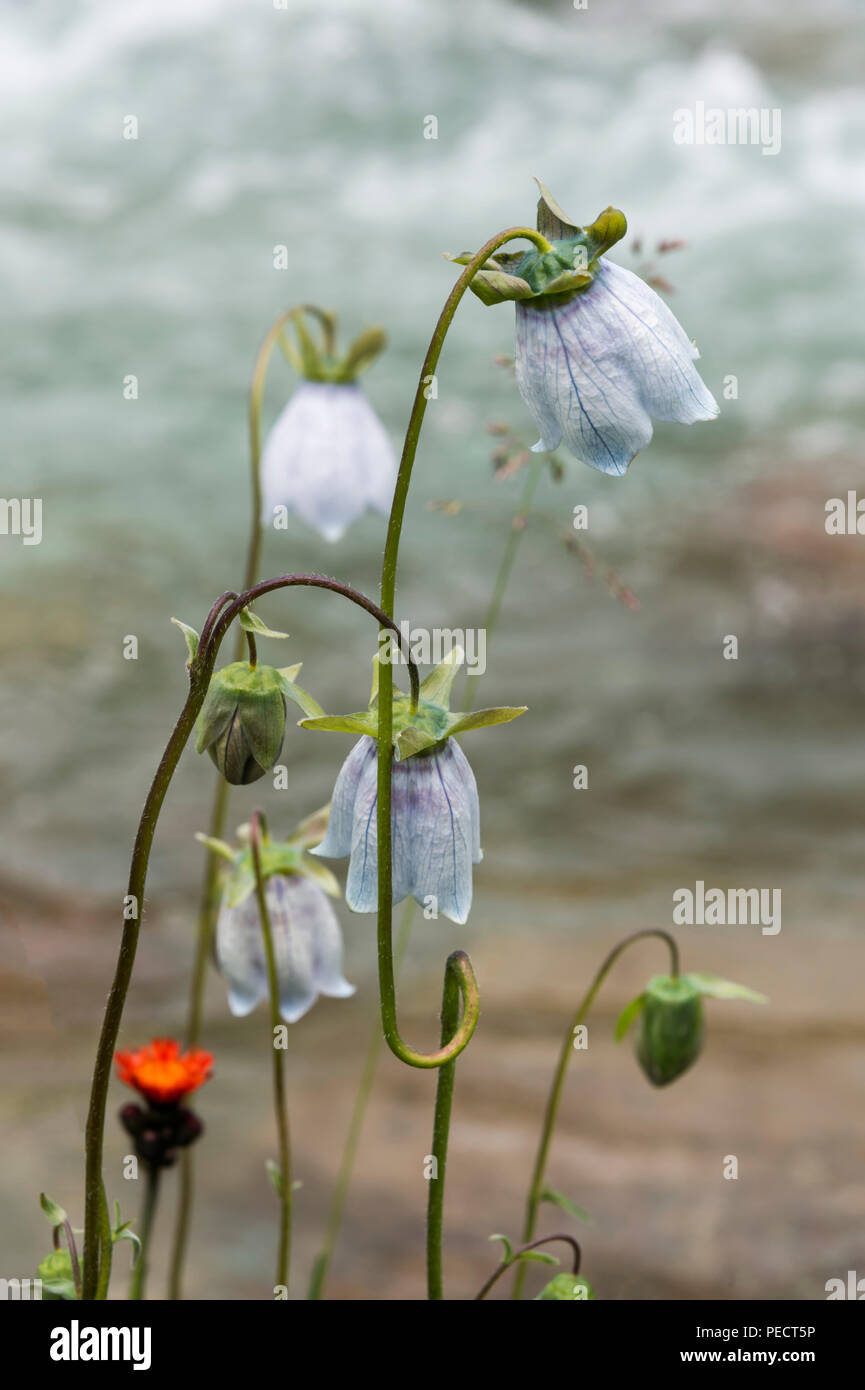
xmin=37 ymin=1249 xmax=78 ymax=1301
xmin=489 ymin=1233 xmax=515 ymax=1263
xmin=194 ymin=833 xmax=236 ymax=863
xmin=419 ymin=646 xmax=464 ymax=708
xmin=239 ymin=676 xmax=287 ymax=773
xmin=636 ymin=975 xmax=704 ymax=1088
xmin=293 ymin=310 xmax=326 ymax=380
xmin=294 ymin=854 xmax=341 ymax=897
xmin=394 ymin=726 xmax=440 ymax=761
xmin=239 ymin=608 xmax=290 ymax=640
xmin=444 ymin=706 xmax=528 ymax=737
xmin=280 ymin=676 xmax=325 ymax=719
xmin=467 ymin=269 xmax=535 ymax=306
xmin=300 ymin=712 xmax=377 ymax=737
xmin=335 ymin=325 xmax=387 ymax=381
xmin=265 ymin=1159 xmax=283 ymax=1197
xmin=540 ymin=1187 xmax=591 ymax=1223
xmin=40 ymin=1192 xmax=68 ymax=1226
xmin=285 ymin=803 xmax=331 ymax=850
xmin=615 ymin=992 xmax=648 ymax=1041
xmin=535 ymin=178 xmax=582 ymax=241
xmin=685 ymin=973 xmax=768 ymax=1005
xmin=171 ymin=617 xmax=200 ymax=666
xmin=535 ymin=1272 xmax=595 ymax=1301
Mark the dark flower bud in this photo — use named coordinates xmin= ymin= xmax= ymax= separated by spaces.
xmin=636 ymin=975 xmax=704 ymax=1087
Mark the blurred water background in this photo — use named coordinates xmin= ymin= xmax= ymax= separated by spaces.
xmin=2 ymin=0 xmax=865 ymax=1298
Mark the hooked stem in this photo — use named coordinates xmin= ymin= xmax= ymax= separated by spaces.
xmin=512 ymin=929 xmax=679 ymax=1299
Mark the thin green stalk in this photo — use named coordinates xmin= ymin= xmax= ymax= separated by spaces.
xmin=251 ymin=813 xmax=292 ymax=1292
xmin=512 ymin=929 xmax=680 ymax=1299
xmin=426 ymin=953 xmax=465 ymax=1300
xmin=307 ymin=896 xmax=415 ymax=1301
xmin=128 ymin=1163 xmax=161 ymax=1300
xmin=168 ymin=292 xmax=419 ymax=1296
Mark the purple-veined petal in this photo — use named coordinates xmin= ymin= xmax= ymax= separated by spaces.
xmin=311 ymin=736 xmax=376 ymax=860
xmin=514 ymin=260 xmax=718 ymax=476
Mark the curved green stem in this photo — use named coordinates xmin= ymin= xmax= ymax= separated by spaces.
xmin=250 ymin=813 xmax=292 ymax=1293
xmin=83 ymin=573 xmax=419 ymax=1299
xmin=376 ymin=226 xmax=548 ymax=1070
xmin=128 ymin=1163 xmax=160 ymax=1301
xmin=310 ymin=446 xmax=545 ymax=1297
xmin=512 ymin=928 xmax=680 ymax=1299
xmin=475 ymin=1234 xmax=581 ymax=1301
xmin=426 ymin=951 xmax=470 ymax=1300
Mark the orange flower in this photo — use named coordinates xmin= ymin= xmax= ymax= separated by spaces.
xmin=115 ymin=1038 xmax=213 ymax=1105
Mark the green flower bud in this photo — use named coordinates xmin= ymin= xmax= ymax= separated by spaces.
xmin=636 ymin=975 xmax=704 ymax=1087
xmin=535 ymin=1273 xmax=595 ymax=1301
xmin=196 ymin=662 xmax=289 ymax=786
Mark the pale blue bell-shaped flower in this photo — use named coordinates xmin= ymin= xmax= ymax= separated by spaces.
xmin=260 ymin=381 xmax=397 ymax=541
xmin=215 ymin=872 xmax=355 ymax=1023
xmin=514 ymin=259 xmax=719 ymax=476
xmin=311 ymin=736 xmax=482 ymax=925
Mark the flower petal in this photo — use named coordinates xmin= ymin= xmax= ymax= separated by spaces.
xmin=215 ymin=894 xmax=268 ymax=1017
xmin=311 ymin=737 xmax=376 ymax=860
xmin=260 ymin=382 xmax=397 ymax=541
xmin=514 ymin=259 xmax=717 ymax=476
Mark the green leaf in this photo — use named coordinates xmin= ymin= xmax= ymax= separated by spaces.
xmin=489 ymin=1233 xmax=514 ymax=1265
xmin=113 ymin=1228 xmax=142 ymax=1264
xmin=40 ymin=1192 xmax=68 ymax=1226
xmin=685 ymin=973 xmax=768 ymax=1005
xmin=170 ymin=617 xmax=200 ymax=666
xmin=239 ymin=608 xmax=290 ymax=640
xmin=615 ymin=992 xmax=648 ymax=1042
xmin=540 ymin=1187 xmax=591 ymax=1223
xmin=37 ymin=1249 xmax=78 ymax=1300
xmin=295 ymin=855 xmax=341 ymax=897
xmin=337 ymin=325 xmax=387 ymax=380
xmin=419 ymin=646 xmax=464 ymax=708
xmin=281 ymin=679 xmax=325 ymax=720
xmin=515 ymin=1250 xmax=560 ymax=1266
xmin=445 ymin=706 xmax=528 ymax=737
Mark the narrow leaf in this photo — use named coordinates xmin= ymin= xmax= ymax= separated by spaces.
xmin=615 ymin=992 xmax=648 ymax=1042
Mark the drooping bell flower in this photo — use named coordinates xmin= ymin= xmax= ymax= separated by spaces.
xmin=303 ymin=648 xmax=527 ymax=925
xmin=449 ymin=181 xmax=718 ymax=476
xmin=260 ymin=312 xmax=396 ymax=541
xmin=199 ymin=808 xmax=355 ymax=1024
xmin=616 ymin=972 xmax=767 ymax=1087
